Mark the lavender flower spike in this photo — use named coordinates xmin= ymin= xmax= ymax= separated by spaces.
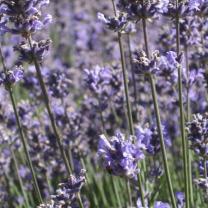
xmin=98 ymin=131 xmax=145 ymax=179
xmin=38 ymin=169 xmax=86 ymax=208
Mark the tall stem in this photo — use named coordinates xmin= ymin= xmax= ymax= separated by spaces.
xmin=142 ymin=18 xmax=149 ymax=57
xmin=204 ymin=159 xmax=207 ymax=179
xmin=118 ymin=33 xmax=134 ymax=135
xmin=111 ymin=1 xmax=145 ymax=206
xmin=0 ymin=47 xmax=43 ymax=203
xmin=148 ymin=74 xmax=177 ymax=208
xmin=28 ymin=37 xmax=72 ymax=176
xmin=4 ymin=173 xmax=14 ymax=207
xmin=10 ymin=146 xmax=30 ymax=207
xmin=27 ymin=37 xmax=84 ymax=208
xmin=112 ymin=176 xmax=122 ymax=207
xmin=127 ymin=34 xmax=138 ymax=108
xmin=141 ymin=15 xmax=176 ymax=207
xmin=185 ymin=46 xmax=193 ymax=206
xmin=176 ymin=1 xmax=190 ymax=207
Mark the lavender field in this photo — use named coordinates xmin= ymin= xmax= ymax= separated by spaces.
xmin=0 ymin=0 xmax=208 ymax=207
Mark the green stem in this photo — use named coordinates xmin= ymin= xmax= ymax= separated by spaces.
xmin=118 ymin=32 xmax=134 ymax=135
xmin=28 ymin=37 xmax=84 ymax=208
xmin=118 ymin=20 xmax=146 ymax=208
xmin=112 ymin=176 xmax=122 ymax=207
xmin=127 ymin=34 xmax=138 ymax=108
xmin=111 ymin=1 xmax=145 ymax=206
xmin=10 ymin=146 xmax=30 ymax=207
xmin=4 ymin=173 xmax=14 ymax=208
xmin=81 ymin=158 xmax=98 ymax=206
xmin=61 ymin=98 xmax=75 ymax=172
xmin=204 ymin=159 xmax=207 ymax=179
xmin=0 ymin=47 xmax=43 ymax=203
xmin=175 ymin=1 xmax=190 ymax=207
xmin=28 ymin=37 xmax=72 ymax=176
xmin=148 ymin=73 xmax=177 ymax=208
xmin=141 ymin=15 xmax=176 ymax=207
xmin=142 ymin=18 xmax=149 ymax=57
xmin=126 ymin=180 xmax=133 ymax=206
xmin=185 ymin=46 xmax=193 ymax=207
xmin=81 ymin=158 xmax=99 ymax=207
xmin=9 ymin=89 xmax=43 ymax=203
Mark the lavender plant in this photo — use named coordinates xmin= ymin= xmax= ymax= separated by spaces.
xmin=0 ymin=0 xmax=208 ymax=207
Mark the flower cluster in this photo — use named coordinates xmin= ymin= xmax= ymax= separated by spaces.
xmin=135 ymin=124 xmax=171 ymax=155
xmin=98 ymin=131 xmax=145 ymax=179
xmin=14 ymin=39 xmax=51 ymax=64
xmin=194 ymin=177 xmax=208 ymax=192
xmin=97 ymin=12 xmax=128 ymax=32
xmin=0 ymin=65 xmax=24 ymax=89
xmin=84 ymin=65 xmax=123 ymax=110
xmin=156 ymin=51 xmax=180 ymax=83
xmin=117 ymin=0 xmax=168 ymax=21
xmin=153 ymin=201 xmax=170 ymax=208
xmin=137 ymin=198 xmax=171 ymax=208
xmin=45 ymin=65 xmax=72 ymax=98
xmin=133 ymin=50 xmax=160 ymax=74
xmin=186 ymin=113 xmax=208 ymax=158
xmin=38 ymin=169 xmax=86 ymax=207
xmin=133 ymin=50 xmax=181 ymax=83
xmin=0 ymin=0 xmax=52 ymax=37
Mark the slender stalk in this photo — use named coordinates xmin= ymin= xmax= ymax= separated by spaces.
xmin=127 ymin=34 xmax=138 ymax=108
xmin=118 ymin=33 xmax=134 ymax=135
xmin=0 ymin=47 xmax=43 ymax=203
xmin=126 ymin=180 xmax=133 ymax=206
xmin=10 ymin=146 xmax=30 ymax=207
xmin=142 ymin=18 xmax=149 ymax=57
xmin=112 ymin=176 xmax=122 ymax=207
xmin=185 ymin=46 xmax=194 ymax=206
xmin=81 ymin=158 xmax=99 ymax=207
xmin=118 ymin=18 xmax=145 ymax=208
xmin=61 ymin=98 xmax=75 ymax=172
xmin=141 ymin=15 xmax=176 ymax=207
xmin=138 ymin=170 xmax=145 ymax=206
xmin=184 ymin=47 xmax=191 ymax=121
xmin=204 ymin=159 xmax=208 ymax=197
xmin=204 ymin=159 xmax=207 ymax=179
xmin=175 ymin=1 xmax=190 ymax=207
xmin=97 ymin=98 xmax=107 ymax=135
xmin=148 ymin=74 xmax=177 ymax=208
xmin=111 ymin=1 xmax=133 ymax=133
xmin=111 ymin=1 xmax=145 ymax=206
xmin=4 ymin=173 xmax=14 ymax=208
xmin=27 ymin=36 xmax=72 ymax=175
xmin=9 ymin=89 xmax=43 ymax=203
xmin=27 ymin=36 xmax=85 ymax=208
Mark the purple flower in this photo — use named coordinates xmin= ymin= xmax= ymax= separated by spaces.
xmin=38 ymin=169 xmax=86 ymax=207
xmin=154 ymin=201 xmax=170 ymax=208
xmin=188 ymin=0 xmax=205 ymax=11
xmin=84 ymin=65 xmax=123 ymax=111
xmin=133 ymin=50 xmax=160 ymax=74
xmin=117 ymin=0 xmax=165 ymax=21
xmin=14 ymin=39 xmax=51 ymax=64
xmin=98 ymin=12 xmax=128 ymax=32
xmin=45 ymin=65 xmax=72 ymax=98
xmin=135 ymin=124 xmax=171 ymax=155
xmin=98 ymin=131 xmax=145 ymax=179
xmin=186 ymin=113 xmax=208 ymax=157
xmin=0 ymin=65 xmax=24 ymax=88
xmin=0 ymin=0 xmax=52 ymax=36
xmin=156 ymin=51 xmax=179 ymax=83
xmin=176 ymin=192 xmax=185 ymax=208
xmin=194 ymin=178 xmax=208 ymax=192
